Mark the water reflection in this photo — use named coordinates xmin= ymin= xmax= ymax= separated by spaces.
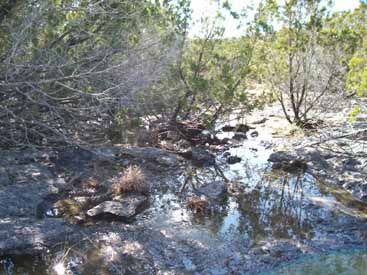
xmin=233 ymin=172 xmax=314 ymax=241
xmin=0 ymin=255 xmax=48 ymax=275
xmin=267 ymin=250 xmax=367 ymax=275
xmin=151 ymin=132 xmax=367 ymax=247
xmin=175 ymin=164 xmax=316 ymax=241
xmin=7 ymin=123 xmax=367 ymax=273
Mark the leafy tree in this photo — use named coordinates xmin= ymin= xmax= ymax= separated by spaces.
xmin=348 ymin=40 xmax=367 ymax=97
xmin=346 ymin=3 xmax=367 ymax=97
xmin=0 ymin=0 xmax=180 ymax=147
xmin=170 ymin=5 xmax=255 ymax=125
xmin=261 ymin=0 xmax=346 ymax=126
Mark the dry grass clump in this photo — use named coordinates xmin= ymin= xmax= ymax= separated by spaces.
xmin=187 ymin=195 xmax=208 ymax=214
xmin=112 ymin=165 xmax=149 ymax=195
xmin=272 ymin=123 xmax=305 ymax=138
xmin=54 ymin=199 xmax=82 ymax=216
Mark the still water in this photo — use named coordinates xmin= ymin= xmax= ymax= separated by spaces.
xmin=2 ymin=122 xmax=367 ymax=274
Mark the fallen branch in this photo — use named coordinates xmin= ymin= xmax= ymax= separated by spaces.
xmin=300 ymin=129 xmax=367 ymax=148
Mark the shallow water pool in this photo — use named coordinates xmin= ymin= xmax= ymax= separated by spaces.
xmin=267 ymin=250 xmax=367 ymax=275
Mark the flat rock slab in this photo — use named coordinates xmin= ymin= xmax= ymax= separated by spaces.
xmin=0 ymin=218 xmax=79 ymax=255
xmin=86 ymin=195 xmax=147 ymax=220
xmin=119 ymin=147 xmax=182 ymax=167
xmin=6 ymin=163 xmax=55 ymax=184
xmin=0 ymin=167 xmax=10 ymax=186
xmin=0 ymin=182 xmax=59 ymax=218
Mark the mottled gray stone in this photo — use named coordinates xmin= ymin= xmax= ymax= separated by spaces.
xmin=196 ymin=181 xmax=227 ymax=201
xmin=87 ymin=195 xmax=147 ymax=219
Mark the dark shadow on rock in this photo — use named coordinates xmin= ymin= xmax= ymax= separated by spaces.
xmin=0 ymin=218 xmax=81 ymax=256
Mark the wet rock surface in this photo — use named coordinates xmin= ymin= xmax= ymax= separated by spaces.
xmin=269 ymin=145 xmax=367 ymax=202
xmin=118 ymin=147 xmax=183 ymax=168
xmin=195 ymin=181 xmax=227 ymax=201
xmin=271 ymin=158 xmax=308 ymax=173
xmin=1 ymin=109 xmax=367 ymax=274
xmin=0 ymin=168 xmax=10 ymax=186
xmin=0 ymin=218 xmax=80 ymax=255
xmin=0 ymin=146 xmax=180 ymax=256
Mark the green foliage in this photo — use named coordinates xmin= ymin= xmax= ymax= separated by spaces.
xmin=346 ymin=4 xmax=367 ymax=98
xmin=320 ymin=3 xmax=367 ymax=66
xmin=347 ymin=43 xmax=367 ymax=97
xmin=182 ymin=36 xmax=250 ymax=104
xmin=349 ymin=105 xmax=361 ymax=123
xmin=2 ymin=0 xmax=367 ymax=146
xmin=0 ymin=0 xmax=184 ymax=146
xmin=245 ymin=1 xmax=366 ymax=124
xmin=171 ymin=10 xmax=256 ymax=123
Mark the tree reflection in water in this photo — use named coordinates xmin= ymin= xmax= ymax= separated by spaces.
xmin=236 ymin=170 xmax=314 ymax=241
xmin=180 ymin=163 xmax=316 ymax=241
xmin=177 ymin=151 xmax=367 ymax=247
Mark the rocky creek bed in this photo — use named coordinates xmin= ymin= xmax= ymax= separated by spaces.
xmin=1 ymin=106 xmax=367 ymax=274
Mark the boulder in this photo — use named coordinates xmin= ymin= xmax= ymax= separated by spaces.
xmin=180 ymin=148 xmax=215 ymax=166
xmin=196 ymin=181 xmax=227 ymax=201
xmin=342 ymin=158 xmax=362 ymax=172
xmin=268 ymin=151 xmax=297 ymax=163
xmin=236 ymin=124 xmax=251 ymax=133
xmin=226 ymin=156 xmax=242 ymax=165
xmin=86 ymin=195 xmax=147 ymax=220
xmin=222 ymin=125 xmax=236 ymax=132
xmin=192 ymin=148 xmax=215 ymax=166
xmin=232 ymin=133 xmax=247 ymax=141
xmin=303 ymin=150 xmax=330 ymax=170
xmin=220 ymin=138 xmax=230 ymax=144
xmin=272 ymin=159 xmax=308 ymax=173
xmin=269 ymin=151 xmax=308 ymax=173
xmin=55 ymin=147 xmax=97 ymax=172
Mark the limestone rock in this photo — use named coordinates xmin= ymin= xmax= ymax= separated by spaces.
xmin=86 ymin=195 xmax=147 ymax=220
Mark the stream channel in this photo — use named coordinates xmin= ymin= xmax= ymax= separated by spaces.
xmin=1 ymin=121 xmax=367 ymax=274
